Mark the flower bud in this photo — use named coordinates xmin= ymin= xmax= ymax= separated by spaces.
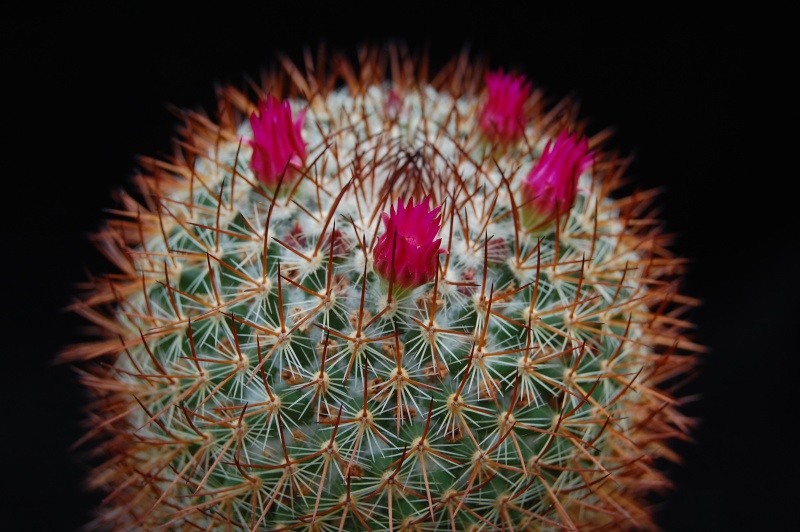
xmin=373 ymin=196 xmax=447 ymax=290
xmin=478 ymin=70 xmax=531 ymax=145
xmin=520 ymin=131 xmax=593 ymax=232
xmin=248 ymin=95 xmax=307 ymax=189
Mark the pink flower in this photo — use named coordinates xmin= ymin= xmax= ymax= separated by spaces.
xmin=373 ymin=196 xmax=448 ymax=290
xmin=248 ymin=95 xmax=307 ymax=188
xmin=521 ymin=131 xmax=594 ymax=231
xmin=479 ymin=70 xmax=531 ymax=145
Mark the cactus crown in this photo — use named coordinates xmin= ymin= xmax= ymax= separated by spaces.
xmin=63 ymin=45 xmax=702 ymax=530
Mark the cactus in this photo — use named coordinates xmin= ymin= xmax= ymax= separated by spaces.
xmin=63 ymin=45 xmax=702 ymax=530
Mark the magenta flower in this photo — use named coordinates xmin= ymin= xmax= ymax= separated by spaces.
xmin=373 ymin=196 xmax=447 ymax=290
xmin=478 ymin=70 xmax=531 ymax=145
xmin=248 ymin=95 xmax=307 ymax=188
xmin=521 ymin=131 xmax=594 ymax=231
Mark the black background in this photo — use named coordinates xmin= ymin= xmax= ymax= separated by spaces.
xmin=7 ymin=4 xmax=790 ymax=530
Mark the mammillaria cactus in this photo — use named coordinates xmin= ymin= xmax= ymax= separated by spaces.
xmin=63 ymin=45 xmax=702 ymax=530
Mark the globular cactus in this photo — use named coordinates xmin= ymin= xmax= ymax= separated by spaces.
xmin=63 ymin=45 xmax=702 ymax=530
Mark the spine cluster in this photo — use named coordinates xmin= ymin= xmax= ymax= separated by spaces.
xmin=64 ymin=47 xmax=701 ymax=531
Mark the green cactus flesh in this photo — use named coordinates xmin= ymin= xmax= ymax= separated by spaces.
xmin=65 ymin=48 xmax=701 ymax=530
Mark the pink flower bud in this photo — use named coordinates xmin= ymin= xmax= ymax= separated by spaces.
xmin=521 ymin=131 xmax=594 ymax=231
xmin=248 ymin=95 xmax=307 ymax=188
xmin=373 ymin=196 xmax=448 ymax=290
xmin=479 ymin=70 xmax=531 ymax=145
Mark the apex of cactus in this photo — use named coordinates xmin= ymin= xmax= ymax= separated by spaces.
xmin=373 ymin=195 xmax=447 ymax=291
xmin=520 ymin=130 xmax=594 ymax=232
xmin=479 ymin=69 xmax=531 ymax=144
xmin=248 ymin=95 xmax=307 ymax=188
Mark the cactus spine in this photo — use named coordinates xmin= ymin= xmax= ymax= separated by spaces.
xmin=63 ymin=46 xmax=701 ymax=530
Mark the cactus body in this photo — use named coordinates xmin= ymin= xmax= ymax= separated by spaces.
xmin=65 ymin=47 xmax=701 ymax=530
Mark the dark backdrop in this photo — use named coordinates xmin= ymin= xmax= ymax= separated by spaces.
xmin=8 ymin=4 xmax=788 ymax=530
